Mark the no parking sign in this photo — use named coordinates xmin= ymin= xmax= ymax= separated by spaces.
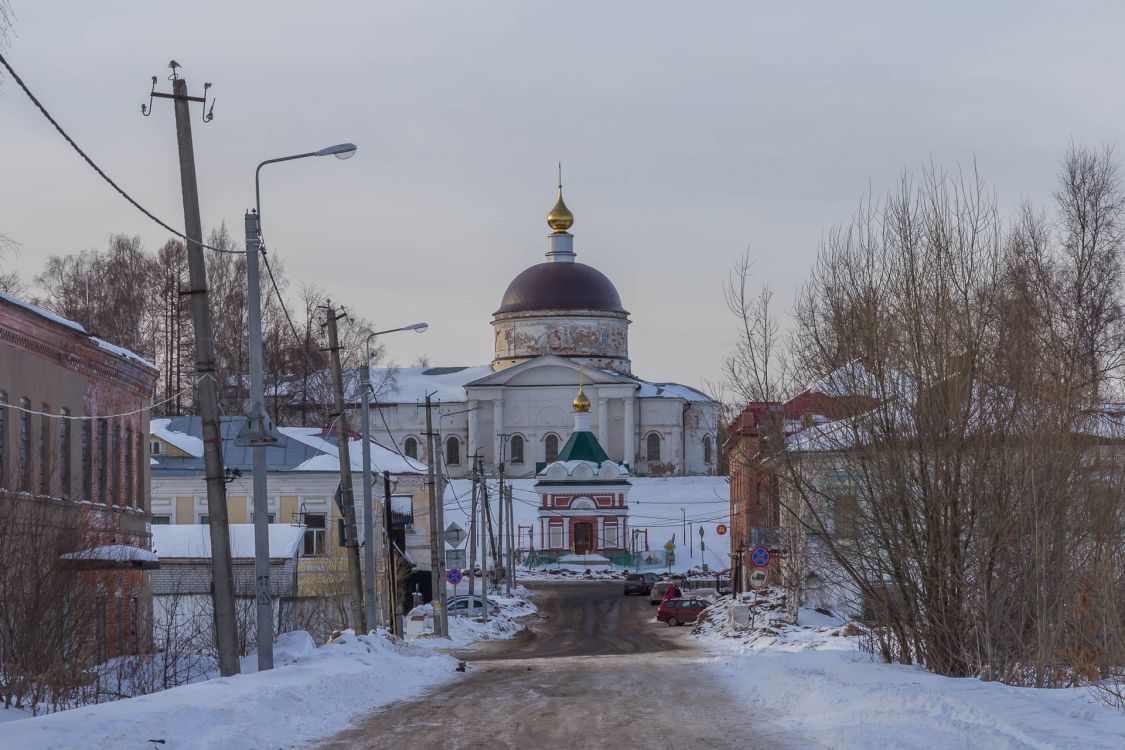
xmin=750 ymin=546 xmax=770 ymax=567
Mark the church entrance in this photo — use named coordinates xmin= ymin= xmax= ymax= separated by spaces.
xmin=573 ymin=521 xmax=595 ymax=554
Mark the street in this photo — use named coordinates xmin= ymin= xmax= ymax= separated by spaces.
xmin=314 ymin=581 xmax=794 ymax=750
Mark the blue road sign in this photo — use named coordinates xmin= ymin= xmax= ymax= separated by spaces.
xmin=750 ymin=546 xmax=770 ymax=567
xmin=446 ymin=568 xmax=463 ymax=585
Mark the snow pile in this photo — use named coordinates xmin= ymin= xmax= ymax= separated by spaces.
xmin=1 ymin=630 xmax=458 ymax=750
xmin=410 ymin=586 xmax=538 ymax=646
xmin=698 ymin=592 xmax=1125 ymax=749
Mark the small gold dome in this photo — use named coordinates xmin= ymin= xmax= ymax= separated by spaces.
xmin=547 ymin=189 xmax=574 ymax=233
xmin=572 ymin=385 xmax=591 ymax=413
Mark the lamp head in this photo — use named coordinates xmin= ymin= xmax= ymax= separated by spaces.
xmin=408 ymin=322 xmax=429 ymax=333
xmin=316 ymin=143 xmax=358 ymax=160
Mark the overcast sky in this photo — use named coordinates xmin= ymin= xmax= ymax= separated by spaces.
xmin=2 ymin=1 xmax=1124 ymax=393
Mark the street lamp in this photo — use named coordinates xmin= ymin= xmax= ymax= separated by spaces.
xmin=242 ymin=143 xmax=357 ymax=672
xmin=360 ymin=323 xmax=428 ymax=632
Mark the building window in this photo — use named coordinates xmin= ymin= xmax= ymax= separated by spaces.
xmin=267 ymin=513 xmax=276 ymax=524
xmin=125 ymin=427 xmax=134 ymax=507
xmin=136 ymin=432 xmax=145 ymax=511
xmin=403 ymin=437 xmax=418 ymax=460
xmin=95 ymin=592 xmax=107 ymax=664
xmin=82 ymin=421 xmax=92 ymax=500
xmin=97 ymin=418 xmax=108 ymax=502
xmin=548 ymin=523 xmax=563 ymax=549
xmin=510 ymin=435 xmax=525 ymax=464
xmin=0 ymin=391 xmax=6 ymax=489
xmin=18 ymin=398 xmax=31 ymax=491
xmin=149 ymin=440 xmax=162 ymax=455
xmin=60 ymin=409 xmax=71 ymax=499
xmin=646 ymin=433 xmax=661 ymax=462
xmin=544 ymin=434 xmax=559 ymax=463
xmin=303 ymin=513 xmax=327 ymax=556
xmin=151 ymin=515 xmax=171 ymax=525
xmin=445 ymin=436 xmax=461 ymax=466
xmin=703 ymin=434 xmax=713 ymax=464
xmin=604 ymin=523 xmax=619 ymax=548
xmin=39 ymin=405 xmax=50 ymax=495
xmin=112 ymin=423 xmax=121 ymax=505
xmin=198 ymin=514 xmax=209 ymax=525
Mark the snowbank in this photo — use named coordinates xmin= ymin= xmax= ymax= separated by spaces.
xmin=409 ymin=586 xmax=538 ymax=646
xmin=698 ymin=594 xmax=1125 ymax=749
xmin=2 ymin=631 xmax=458 ymax=750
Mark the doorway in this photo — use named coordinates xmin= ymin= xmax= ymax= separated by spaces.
xmin=573 ymin=521 xmax=595 ymax=554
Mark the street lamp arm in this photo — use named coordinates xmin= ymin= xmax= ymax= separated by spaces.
xmin=364 ymin=323 xmax=429 ymax=362
xmin=255 ymin=152 xmax=319 ymax=230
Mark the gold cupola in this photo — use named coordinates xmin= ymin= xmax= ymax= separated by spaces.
xmin=572 ymin=385 xmax=591 ymax=413
xmin=547 ymin=162 xmax=574 ymax=234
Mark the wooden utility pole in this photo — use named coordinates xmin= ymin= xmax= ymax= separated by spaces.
xmin=323 ymin=302 xmax=366 ymax=633
xmin=145 ymin=64 xmax=239 ymax=676
xmin=507 ymin=483 xmax=516 ymax=592
xmin=423 ymin=395 xmax=445 ymax=637
xmin=383 ymin=471 xmax=401 ymax=637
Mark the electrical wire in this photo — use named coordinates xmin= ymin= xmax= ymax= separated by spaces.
xmin=0 ymin=51 xmax=244 ymax=254
xmin=3 ymin=386 xmax=194 ymax=421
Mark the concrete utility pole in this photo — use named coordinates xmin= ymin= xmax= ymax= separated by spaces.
xmin=383 ymin=471 xmax=401 ymax=637
xmin=359 ymin=362 xmax=380 ymax=630
xmin=434 ymin=426 xmax=449 ymax=638
xmin=467 ymin=458 xmax=479 ymax=599
xmin=145 ymin=64 xmax=239 ymax=677
xmin=496 ymin=447 xmax=505 ymax=592
xmin=323 ymin=302 xmax=367 ymax=633
xmin=479 ymin=463 xmax=490 ymax=624
xmin=507 ymin=483 xmax=516 ymax=592
xmin=424 ymin=395 xmax=445 ymax=637
xmin=242 ymin=210 xmax=276 ymax=671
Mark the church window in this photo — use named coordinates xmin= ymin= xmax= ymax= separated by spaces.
xmin=549 ymin=523 xmax=563 ymax=549
xmin=703 ymin=435 xmax=713 ymax=464
xmin=646 ymin=433 xmax=661 ymax=462
xmin=544 ymin=434 xmax=559 ymax=463
xmin=404 ymin=437 xmax=418 ymax=460
xmin=599 ymin=328 xmax=609 ymax=348
xmin=604 ymin=523 xmax=619 ymax=548
xmin=510 ymin=435 xmax=524 ymax=464
xmin=445 ymin=436 xmax=461 ymax=466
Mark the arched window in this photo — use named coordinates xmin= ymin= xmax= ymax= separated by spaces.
xmin=18 ymin=398 xmax=31 ymax=491
xmin=510 ymin=434 xmax=525 ymax=464
xmin=646 ymin=433 xmax=661 ymax=462
xmin=445 ymin=436 xmax=461 ymax=466
xmin=703 ymin=435 xmax=713 ymax=464
xmin=544 ymin=434 xmax=560 ymax=463
xmin=403 ymin=437 xmax=418 ymax=460
xmin=0 ymin=391 xmax=6 ymax=488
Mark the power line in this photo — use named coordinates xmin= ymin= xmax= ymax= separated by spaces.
xmin=3 ymin=386 xmax=194 ymax=421
xmin=0 ymin=52 xmax=242 ymax=254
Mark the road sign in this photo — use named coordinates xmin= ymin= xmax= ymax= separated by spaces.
xmin=444 ymin=523 xmax=467 ymax=548
xmin=446 ymin=568 xmax=463 ymax=585
xmin=750 ymin=546 xmax=770 ymax=567
xmin=664 ymin=540 xmax=675 ymax=553
xmin=749 ymin=568 xmax=768 ymax=588
xmin=716 ymin=524 xmax=727 ymax=536
xmin=698 ymin=526 xmax=704 ymax=537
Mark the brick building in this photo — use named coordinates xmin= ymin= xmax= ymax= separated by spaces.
xmin=0 ymin=292 xmax=158 ymax=664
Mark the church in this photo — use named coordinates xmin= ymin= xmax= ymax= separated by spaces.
xmin=364 ymin=183 xmax=719 ymax=479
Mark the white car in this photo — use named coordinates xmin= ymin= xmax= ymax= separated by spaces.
xmin=448 ymin=595 xmax=500 ymax=618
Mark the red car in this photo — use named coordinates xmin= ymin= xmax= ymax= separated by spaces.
xmin=656 ymin=597 xmax=709 ymax=626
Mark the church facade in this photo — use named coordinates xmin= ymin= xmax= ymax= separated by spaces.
xmin=363 ymin=185 xmax=719 ymax=479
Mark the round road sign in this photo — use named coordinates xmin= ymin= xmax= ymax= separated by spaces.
xmin=716 ymin=524 xmax=727 ymax=536
xmin=446 ymin=568 xmax=463 ymax=585
xmin=749 ymin=568 xmax=768 ymax=588
xmin=750 ymin=546 xmax=770 ymax=567
xmin=664 ymin=541 xmax=675 ymax=552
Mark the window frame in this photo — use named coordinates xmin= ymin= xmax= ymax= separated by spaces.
xmin=445 ymin=435 xmax=461 ymax=466
xmin=646 ymin=432 xmax=662 ymax=462
xmin=18 ymin=398 xmax=31 ymax=491
xmin=509 ymin=434 xmax=525 ymax=464
xmin=544 ymin=433 xmax=560 ymax=463
xmin=403 ymin=436 xmax=418 ymax=460
xmin=60 ymin=408 xmax=71 ymax=499
xmin=303 ymin=512 xmax=327 ymax=557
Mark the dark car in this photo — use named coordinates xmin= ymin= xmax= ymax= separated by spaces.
xmin=623 ymin=572 xmax=656 ymax=596
xmin=656 ymin=597 xmax=709 ymax=626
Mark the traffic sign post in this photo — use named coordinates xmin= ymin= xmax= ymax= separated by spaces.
xmin=750 ymin=546 xmax=770 ymax=567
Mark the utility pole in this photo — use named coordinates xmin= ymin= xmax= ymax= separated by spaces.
xmin=359 ymin=361 xmax=380 ymax=630
xmin=423 ymin=395 xmax=445 ymax=637
xmin=383 ymin=471 xmax=401 ymax=637
xmin=434 ymin=417 xmax=449 ymax=639
xmin=144 ymin=63 xmax=239 ymax=677
xmin=323 ymin=302 xmax=366 ymax=633
xmin=507 ymin=483 xmax=516 ymax=592
xmin=479 ymin=466 xmax=490 ymax=624
xmin=467 ymin=458 xmax=479 ymax=599
xmin=496 ymin=445 xmax=505 ymax=592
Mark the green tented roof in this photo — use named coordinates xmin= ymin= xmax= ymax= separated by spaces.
xmin=554 ymin=429 xmax=611 ymax=465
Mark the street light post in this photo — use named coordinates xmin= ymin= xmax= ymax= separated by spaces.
xmin=243 ymin=142 xmax=356 ymax=671
xmin=361 ymin=323 xmax=428 ymax=631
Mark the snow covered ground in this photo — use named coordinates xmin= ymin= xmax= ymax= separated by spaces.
xmin=444 ymin=475 xmax=732 ymax=573
xmin=696 ymin=593 xmax=1125 ymax=749
xmin=2 ymin=590 xmax=538 ymax=749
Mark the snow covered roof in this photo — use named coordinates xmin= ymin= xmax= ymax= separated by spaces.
xmin=60 ymin=544 xmax=159 ymax=564
xmin=149 ymin=416 xmax=426 ymax=476
xmin=0 ymin=292 xmax=157 ymax=370
xmin=150 ymin=418 xmax=205 ymax=457
xmin=151 ymin=524 xmax=305 ymax=559
xmin=369 ymin=365 xmax=495 ymax=404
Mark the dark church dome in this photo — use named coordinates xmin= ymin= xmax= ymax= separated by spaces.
xmin=495 ymin=262 xmax=627 ymax=315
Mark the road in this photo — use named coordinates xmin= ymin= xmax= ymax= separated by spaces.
xmin=313 ymin=581 xmax=794 ymax=749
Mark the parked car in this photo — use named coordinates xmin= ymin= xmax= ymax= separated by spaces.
xmin=623 ymin=572 xmax=656 ymax=596
xmin=649 ymin=581 xmax=677 ymax=605
xmin=448 ymin=595 xmax=500 ymax=618
xmin=656 ymin=597 xmax=709 ymax=626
